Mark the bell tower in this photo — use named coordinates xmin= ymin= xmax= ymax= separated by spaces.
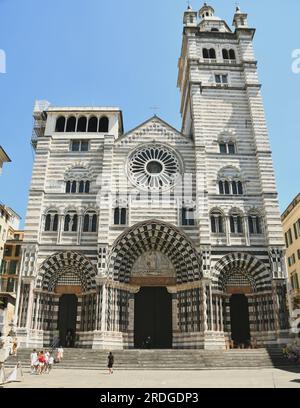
xmin=177 ymin=3 xmax=285 ymax=272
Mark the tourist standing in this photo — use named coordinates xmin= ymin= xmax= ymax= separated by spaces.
xmin=38 ymin=351 xmax=46 ymax=374
xmin=44 ymin=349 xmax=50 ymax=372
xmin=107 ymin=352 xmax=114 ymax=374
xmin=30 ymin=349 xmax=38 ymax=374
xmin=48 ymin=355 xmax=54 ymax=373
xmin=56 ymin=346 xmax=64 ymax=362
xmin=12 ymin=337 xmax=18 ymax=356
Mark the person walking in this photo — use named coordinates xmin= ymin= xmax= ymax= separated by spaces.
xmin=107 ymin=352 xmax=114 ymax=374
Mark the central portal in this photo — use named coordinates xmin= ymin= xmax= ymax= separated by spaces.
xmin=230 ymin=294 xmax=251 ymax=346
xmin=134 ymin=287 xmax=172 ymax=349
xmin=58 ymin=294 xmax=78 ymax=347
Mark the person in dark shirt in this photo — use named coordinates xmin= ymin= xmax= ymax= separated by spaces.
xmin=107 ymin=352 xmax=114 ymax=374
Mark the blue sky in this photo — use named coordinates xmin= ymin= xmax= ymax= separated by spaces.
xmin=0 ymin=0 xmax=299 ymax=226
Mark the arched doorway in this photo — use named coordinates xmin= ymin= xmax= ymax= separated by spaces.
xmin=108 ymin=220 xmax=202 ymax=283
xmin=134 ymin=287 xmax=172 ymax=349
xmin=229 ymin=294 xmax=250 ymax=346
xmin=58 ymin=294 xmax=78 ymax=347
xmin=212 ymin=253 xmax=273 ymax=349
xmin=108 ymin=221 xmax=202 ymax=350
xmin=35 ymin=251 xmax=97 ymax=347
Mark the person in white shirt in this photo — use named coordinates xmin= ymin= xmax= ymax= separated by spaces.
xmin=48 ymin=355 xmax=54 ymax=373
xmin=30 ymin=349 xmax=38 ymax=374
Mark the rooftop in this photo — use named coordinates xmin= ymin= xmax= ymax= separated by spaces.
xmin=47 ymin=106 xmax=122 ymax=113
xmin=0 ymin=146 xmax=11 ymax=163
xmin=281 ymin=193 xmax=300 ymax=221
xmin=0 ymin=203 xmax=21 ymax=221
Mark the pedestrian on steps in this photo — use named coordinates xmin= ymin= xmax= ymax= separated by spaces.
xmin=107 ymin=352 xmax=114 ymax=374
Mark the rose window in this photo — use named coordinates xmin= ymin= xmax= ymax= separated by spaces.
xmin=127 ymin=144 xmax=182 ymax=191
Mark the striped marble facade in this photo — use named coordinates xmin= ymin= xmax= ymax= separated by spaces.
xmin=15 ymin=5 xmax=289 ymax=349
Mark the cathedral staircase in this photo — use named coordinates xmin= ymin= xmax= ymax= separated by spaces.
xmin=4 ymin=347 xmax=296 ymax=370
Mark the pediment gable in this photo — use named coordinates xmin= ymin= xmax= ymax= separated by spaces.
xmin=116 ymin=116 xmax=192 ymax=146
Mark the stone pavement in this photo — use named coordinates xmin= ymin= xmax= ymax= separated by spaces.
xmin=2 ymin=367 xmax=300 ymax=388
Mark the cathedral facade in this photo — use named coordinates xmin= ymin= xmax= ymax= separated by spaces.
xmin=15 ymin=4 xmax=289 ymax=349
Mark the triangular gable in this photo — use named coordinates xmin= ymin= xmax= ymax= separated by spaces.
xmin=116 ymin=115 xmax=191 ymax=143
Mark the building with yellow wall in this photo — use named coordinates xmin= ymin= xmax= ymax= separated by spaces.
xmin=0 ymin=206 xmax=22 ymax=337
xmin=282 ymin=193 xmax=300 ymax=310
xmin=0 ymin=205 xmax=20 ymax=269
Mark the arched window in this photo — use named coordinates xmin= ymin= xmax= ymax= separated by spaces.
xmin=238 ymin=181 xmax=243 ymax=195
xmin=66 ymin=181 xmax=71 ymax=193
xmin=66 ymin=116 xmax=76 ymax=132
xmin=219 ymin=142 xmax=227 ymax=154
xmin=211 ymin=28 xmax=219 ymax=32
xmin=55 ymin=116 xmax=65 ymax=132
xmin=64 ymin=212 xmax=78 ymax=232
xmin=71 ymin=181 xmax=77 ymax=194
xmin=77 ymin=116 xmax=87 ymax=132
xmin=92 ymin=214 xmax=97 ymax=232
xmin=83 ymin=214 xmax=90 ymax=232
xmin=85 ymin=181 xmax=90 ymax=194
xmin=219 ymin=181 xmax=224 ymax=195
xmin=99 ymin=116 xmax=109 ymax=133
xmin=45 ymin=212 xmax=58 ymax=232
xmin=222 ymin=49 xmax=229 ymax=60
xmin=114 ymin=208 xmax=127 ymax=225
xmin=53 ymin=214 xmax=58 ymax=231
xmin=224 ymin=180 xmax=230 ymax=195
xmin=209 ymin=48 xmax=216 ymax=59
xmin=203 ymin=48 xmax=209 ymax=59
xmin=232 ymin=181 xmax=238 ymax=195
xmin=248 ymin=214 xmax=262 ymax=235
xmin=229 ymin=49 xmax=236 ymax=60
xmin=45 ymin=214 xmax=51 ymax=231
xmin=64 ymin=214 xmax=71 ymax=232
xmin=79 ymin=180 xmax=84 ymax=193
xmin=210 ymin=211 xmax=224 ymax=234
xmin=121 ymin=208 xmax=127 ymax=225
xmin=83 ymin=212 xmax=97 ymax=232
xmin=219 ymin=141 xmax=236 ymax=155
xmin=88 ymin=116 xmax=98 ymax=132
xmin=228 ymin=143 xmax=235 ymax=155
xmin=230 ymin=214 xmax=243 ymax=234
xmin=72 ymin=215 xmax=78 ymax=232
xmin=218 ymin=167 xmax=243 ymax=196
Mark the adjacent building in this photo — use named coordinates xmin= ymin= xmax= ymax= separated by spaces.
xmin=0 ymin=211 xmax=23 ymax=337
xmin=15 ymin=4 xmax=288 ymax=350
xmin=0 ymin=205 xmax=20 ymax=268
xmin=282 ymin=194 xmax=300 ymax=310
xmin=0 ymin=146 xmax=11 ymax=175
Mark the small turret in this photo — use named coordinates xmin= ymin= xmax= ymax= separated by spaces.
xmin=183 ymin=5 xmax=197 ymax=27
xmin=233 ymin=6 xmax=249 ymax=28
xmin=199 ymin=3 xmax=215 ymax=20
xmin=197 ymin=3 xmax=232 ymax=33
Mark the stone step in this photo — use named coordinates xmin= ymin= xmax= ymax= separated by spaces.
xmin=4 ymin=347 xmax=293 ymax=370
